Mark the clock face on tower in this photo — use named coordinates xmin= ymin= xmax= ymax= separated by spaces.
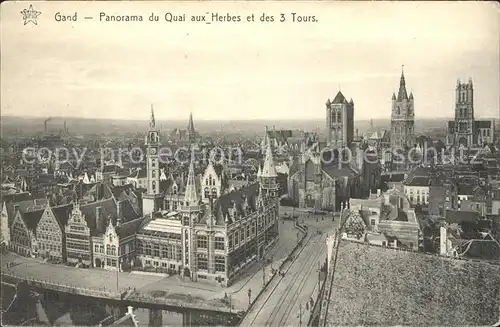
xmin=149 ymin=148 xmax=157 ymax=155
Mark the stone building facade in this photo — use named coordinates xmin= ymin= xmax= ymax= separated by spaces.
xmin=391 ymin=67 xmax=415 ymax=150
xmin=326 ymin=91 xmax=355 ymax=149
xmin=447 ymin=78 xmax=495 ymax=147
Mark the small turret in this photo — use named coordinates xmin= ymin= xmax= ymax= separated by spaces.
xmin=392 ymin=93 xmax=396 ymax=100
xmin=409 ymin=92 xmax=413 ymax=100
xmin=326 ymin=99 xmax=331 ymax=107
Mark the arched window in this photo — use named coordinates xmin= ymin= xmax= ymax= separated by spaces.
xmin=172 ymin=186 xmax=177 ymax=195
xmin=211 ymin=188 xmax=217 ymax=197
xmin=336 ymin=112 xmax=342 ymax=123
xmin=106 ymin=245 xmax=111 ymax=255
xmin=111 ymin=245 xmax=116 ymax=256
xmin=152 ymin=181 xmax=156 ymax=191
xmin=205 ymin=178 xmax=209 ymax=186
xmin=209 ymin=176 xmax=213 ymax=186
xmin=152 ymin=171 xmax=156 ymax=178
xmin=396 ymin=106 xmax=400 ymax=115
xmin=204 ymin=188 xmax=210 ymax=198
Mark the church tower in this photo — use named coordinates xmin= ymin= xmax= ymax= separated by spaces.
xmin=391 ymin=66 xmax=415 ymax=150
xmin=142 ymin=105 xmax=162 ymax=215
xmin=326 ymin=91 xmax=354 ymax=149
xmin=453 ymin=78 xmax=475 ymax=147
xmin=187 ymin=112 xmax=196 ymax=143
xmin=260 ymin=136 xmax=279 ymax=199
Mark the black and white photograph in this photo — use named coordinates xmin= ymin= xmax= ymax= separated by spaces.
xmin=1 ymin=1 xmax=499 ymax=326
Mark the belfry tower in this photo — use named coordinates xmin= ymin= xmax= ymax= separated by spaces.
xmin=390 ymin=66 xmax=415 ymax=150
xmin=142 ymin=105 xmax=162 ymax=215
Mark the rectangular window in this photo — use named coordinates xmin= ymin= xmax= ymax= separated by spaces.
xmin=153 ymin=244 xmax=160 ymax=257
xmin=137 ymin=240 xmax=143 ymax=254
xmin=215 ymin=237 xmax=225 ymax=250
xmin=197 ymin=254 xmax=208 ymax=270
xmin=111 ymin=259 xmax=117 ymax=267
xmin=215 ymin=256 xmax=225 ymax=272
xmin=162 ymin=262 xmax=168 ymax=268
xmin=197 ymin=235 xmax=208 ymax=249
xmin=145 ymin=243 xmax=152 ymax=255
xmin=371 ymin=219 xmax=376 ymax=226
xmin=146 ymin=260 xmax=151 ymax=265
xmin=94 ymin=244 xmax=99 ymax=253
xmin=234 ymin=233 xmax=239 ymax=247
xmin=153 ymin=261 xmax=159 ymax=267
xmin=228 ymin=236 xmax=233 ymax=250
xmin=246 ymin=226 xmax=250 ymax=239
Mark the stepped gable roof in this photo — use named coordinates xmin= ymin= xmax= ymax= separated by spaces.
xmin=213 ymin=182 xmax=260 ymax=225
xmin=116 ymin=217 xmax=145 ymax=239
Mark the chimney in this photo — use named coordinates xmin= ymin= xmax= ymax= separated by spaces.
xmin=439 ymin=225 xmax=448 ymax=256
xmin=356 ymin=129 xmax=359 ymax=140
xmin=376 ymin=189 xmax=381 ymax=197
xmin=96 ymin=206 xmax=105 ymax=233
xmin=117 ymin=200 xmax=124 ymax=225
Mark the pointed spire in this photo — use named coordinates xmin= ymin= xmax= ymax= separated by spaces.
xmin=262 ymin=140 xmax=277 ymax=178
xmin=149 ymin=104 xmax=156 ymax=129
xmin=392 ymin=92 xmax=396 ymax=100
xmin=183 ymin=160 xmax=199 ymax=208
xmin=397 ymin=65 xmax=408 ymax=101
xmin=257 ymin=164 xmax=262 ymax=178
xmin=187 ymin=112 xmax=195 ymax=134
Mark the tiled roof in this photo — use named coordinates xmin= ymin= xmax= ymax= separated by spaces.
xmin=321 ymin=163 xmax=358 ymax=179
xmin=213 ymin=182 xmax=260 ymax=225
xmin=445 ymin=209 xmax=480 ymax=224
xmin=457 ymin=183 xmax=475 ymax=195
xmin=79 ymin=197 xmax=117 ymax=235
xmin=404 ymin=176 xmax=430 ymax=187
xmin=51 ymin=203 xmax=73 ymax=229
xmin=458 ymin=239 xmax=500 ymax=261
xmin=21 ymin=209 xmax=45 ymax=232
xmin=116 ymin=217 xmax=145 ymax=238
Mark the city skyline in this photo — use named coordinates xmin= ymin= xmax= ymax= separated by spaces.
xmin=1 ymin=1 xmax=499 ymax=121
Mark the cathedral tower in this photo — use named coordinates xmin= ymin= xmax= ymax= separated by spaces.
xmin=453 ymin=78 xmax=474 ymax=147
xmin=391 ymin=66 xmax=415 ymax=150
xmin=142 ymin=105 xmax=162 ymax=215
xmin=326 ymin=91 xmax=355 ymax=149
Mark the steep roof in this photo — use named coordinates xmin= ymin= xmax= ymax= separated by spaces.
xmin=213 ymin=182 xmax=260 ymax=225
xmin=116 ymin=217 xmax=145 ymax=239
xmin=331 ymin=91 xmax=347 ymax=104
xmin=21 ymin=209 xmax=45 ymax=232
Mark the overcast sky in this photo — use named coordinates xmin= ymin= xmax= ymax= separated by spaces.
xmin=1 ymin=1 xmax=499 ymax=121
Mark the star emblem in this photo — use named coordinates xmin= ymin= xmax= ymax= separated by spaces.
xmin=20 ymin=5 xmax=41 ymax=25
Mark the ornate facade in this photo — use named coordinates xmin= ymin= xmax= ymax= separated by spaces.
xmin=391 ymin=67 xmax=415 ymax=150
xmin=447 ymin=78 xmax=495 ymax=147
xmin=326 ymin=91 xmax=355 ymax=149
xmin=288 ymin=149 xmax=361 ymax=211
xmin=142 ymin=105 xmax=162 ymax=215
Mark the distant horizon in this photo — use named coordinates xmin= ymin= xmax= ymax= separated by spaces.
xmin=1 ymin=2 xmax=499 ymax=121
xmin=2 ymin=114 xmax=499 ymax=122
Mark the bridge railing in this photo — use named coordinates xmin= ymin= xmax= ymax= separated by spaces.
xmin=1 ymin=272 xmax=122 ymax=299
